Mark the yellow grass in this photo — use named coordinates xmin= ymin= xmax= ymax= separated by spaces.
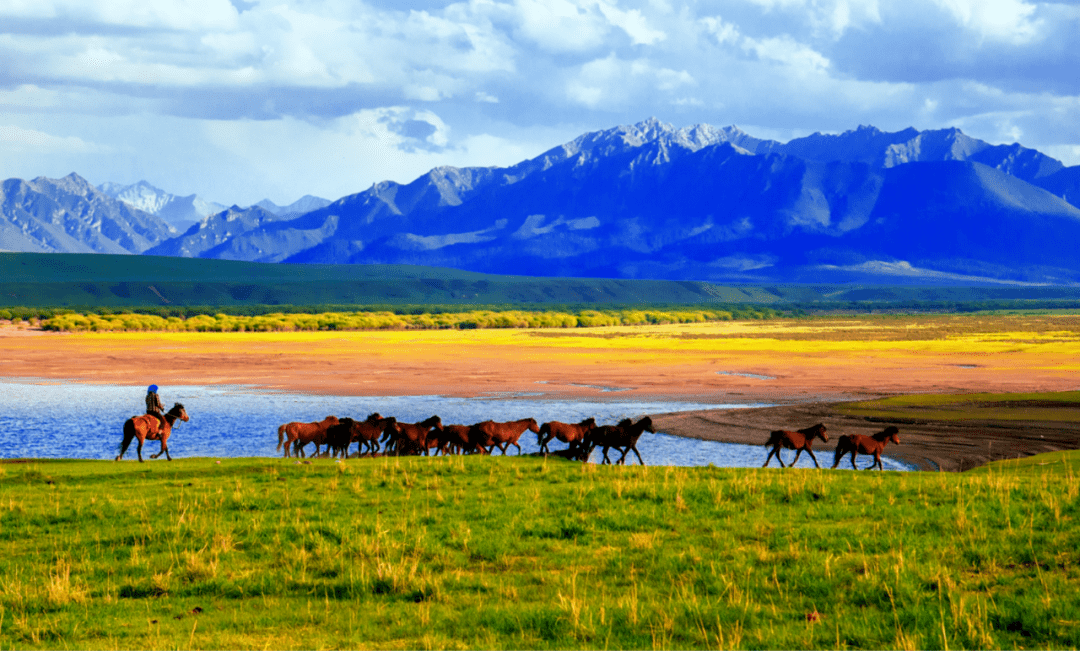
xmin=5 ymin=314 xmax=1079 ymax=398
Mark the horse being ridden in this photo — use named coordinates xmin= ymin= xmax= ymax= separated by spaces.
xmin=537 ymin=418 xmax=595 ymax=455
xmin=117 ymin=402 xmax=189 ymax=462
xmin=276 ymin=416 xmax=339 ymax=458
xmin=762 ymin=423 xmax=829 ymax=468
xmin=468 ymin=418 xmax=539 ymax=455
xmin=586 ymin=417 xmax=654 ymax=465
xmin=831 ymin=426 xmax=901 ymax=470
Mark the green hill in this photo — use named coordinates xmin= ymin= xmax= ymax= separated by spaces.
xmin=4 ymin=252 xmax=1080 ymax=309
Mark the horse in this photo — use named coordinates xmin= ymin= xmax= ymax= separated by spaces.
xmin=117 ymin=402 xmax=189 ymax=462
xmin=384 ymin=416 xmax=443 ymax=456
xmin=430 ymin=424 xmax=474 ymax=455
xmin=585 ymin=417 xmax=654 ymax=465
xmin=468 ymin=418 xmax=540 ymax=455
xmin=326 ymin=414 xmax=395 ymax=458
xmin=831 ymin=426 xmax=901 ymax=470
xmin=762 ymin=423 xmax=829 ymax=468
xmin=537 ymin=418 xmax=596 ymax=455
xmin=276 ymin=416 xmax=339 ymax=459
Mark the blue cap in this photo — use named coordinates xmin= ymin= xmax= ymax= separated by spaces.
xmin=148 ymin=385 xmax=158 ymax=392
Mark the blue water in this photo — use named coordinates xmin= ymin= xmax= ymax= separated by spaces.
xmin=0 ymin=380 xmax=915 ymax=470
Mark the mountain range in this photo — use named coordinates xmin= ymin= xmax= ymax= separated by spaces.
xmin=4 ymin=118 xmax=1080 ymax=285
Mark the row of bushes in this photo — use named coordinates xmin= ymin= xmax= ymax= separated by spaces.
xmin=39 ymin=307 xmax=784 ymax=332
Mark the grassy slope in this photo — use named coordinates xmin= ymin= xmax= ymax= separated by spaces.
xmin=2 ymin=453 xmax=1078 ymax=649
xmin=838 ymin=391 xmax=1080 ymax=423
xmin=7 ymin=252 xmax=1080 ymax=307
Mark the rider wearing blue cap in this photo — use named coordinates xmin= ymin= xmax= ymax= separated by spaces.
xmin=146 ymin=384 xmax=165 ymax=435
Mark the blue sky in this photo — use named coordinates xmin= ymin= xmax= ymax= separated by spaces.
xmin=2 ymin=0 xmax=1078 ymax=206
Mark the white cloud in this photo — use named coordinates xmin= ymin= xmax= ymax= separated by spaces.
xmin=595 ymin=1 xmax=666 ymax=45
xmin=933 ymin=0 xmax=1043 ymax=44
xmin=0 ymin=124 xmax=109 ymax=153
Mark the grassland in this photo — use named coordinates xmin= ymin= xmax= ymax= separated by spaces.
xmin=7 ymin=251 xmax=1080 ymax=310
xmin=1 ymin=453 xmax=1078 ymax=649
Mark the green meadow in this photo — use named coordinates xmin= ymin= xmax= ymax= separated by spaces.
xmin=2 ymin=453 xmax=1078 ymax=649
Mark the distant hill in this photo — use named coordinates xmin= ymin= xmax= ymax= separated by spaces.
xmin=5 ymin=252 xmax=1080 ymax=308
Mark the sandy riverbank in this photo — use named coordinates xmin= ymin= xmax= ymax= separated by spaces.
xmin=2 ymin=321 xmax=1078 ymax=470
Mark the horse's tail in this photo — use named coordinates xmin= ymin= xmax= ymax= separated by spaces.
xmin=277 ymin=423 xmax=287 ymax=451
xmin=764 ymin=430 xmax=780 ymax=447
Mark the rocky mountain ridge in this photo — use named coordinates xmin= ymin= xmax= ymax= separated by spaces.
xmin=5 ymin=119 xmax=1080 ymax=285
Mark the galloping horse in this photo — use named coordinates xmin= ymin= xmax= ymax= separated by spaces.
xmin=384 ymin=416 xmax=443 ymax=455
xmin=469 ymin=418 xmax=540 ymax=455
xmin=277 ymin=416 xmax=339 ymax=458
xmin=586 ymin=417 xmax=654 ymax=465
xmin=831 ymin=426 xmax=901 ymax=470
xmin=537 ymin=418 xmax=596 ymax=455
xmin=762 ymin=423 xmax=829 ymax=468
xmin=117 ymin=402 xmax=189 ymax=462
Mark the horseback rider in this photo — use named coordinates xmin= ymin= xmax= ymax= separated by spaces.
xmin=145 ymin=384 xmax=165 ymax=436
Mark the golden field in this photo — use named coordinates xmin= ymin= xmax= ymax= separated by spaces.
xmin=1 ymin=314 xmax=1078 ymax=402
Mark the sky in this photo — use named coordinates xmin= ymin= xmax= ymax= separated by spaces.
xmin=1 ymin=0 xmax=1078 ymax=207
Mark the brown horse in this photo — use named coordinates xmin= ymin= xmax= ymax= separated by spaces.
xmin=831 ymin=426 xmax=901 ymax=470
xmin=117 ymin=402 xmax=189 ymax=462
xmin=537 ymin=418 xmax=596 ymax=455
xmin=469 ymin=418 xmax=540 ymax=455
xmin=763 ymin=423 xmax=829 ymax=468
xmin=277 ymin=416 xmax=339 ymax=458
xmin=325 ymin=414 xmax=395 ymax=458
xmin=384 ymin=416 xmax=443 ymax=456
xmin=430 ymin=424 xmax=474 ymax=455
xmin=586 ymin=417 xmax=655 ymax=465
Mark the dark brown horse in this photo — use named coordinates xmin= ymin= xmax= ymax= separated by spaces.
xmin=586 ymin=417 xmax=654 ymax=465
xmin=277 ymin=416 xmax=339 ymax=458
xmin=384 ymin=416 xmax=443 ymax=456
xmin=326 ymin=414 xmax=396 ymax=458
xmin=117 ymin=402 xmax=189 ymax=462
xmin=832 ymin=426 xmax=901 ymax=470
xmin=537 ymin=418 xmax=596 ymax=455
xmin=763 ymin=423 xmax=829 ymax=468
xmin=430 ymin=424 xmax=473 ymax=455
xmin=469 ymin=418 xmax=540 ymax=455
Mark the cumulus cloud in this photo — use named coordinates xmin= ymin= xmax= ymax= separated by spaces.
xmin=0 ymin=0 xmax=1077 ymax=203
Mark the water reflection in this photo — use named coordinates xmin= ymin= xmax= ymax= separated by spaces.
xmin=0 ymin=380 xmax=914 ymax=470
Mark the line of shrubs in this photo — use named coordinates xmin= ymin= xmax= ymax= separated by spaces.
xmin=37 ymin=307 xmax=784 ymax=332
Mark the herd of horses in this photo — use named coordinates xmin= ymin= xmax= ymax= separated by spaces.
xmin=275 ymin=413 xmax=902 ymax=470
xmin=110 ymin=402 xmax=901 ymax=470
xmin=276 ymin=413 xmax=656 ymax=464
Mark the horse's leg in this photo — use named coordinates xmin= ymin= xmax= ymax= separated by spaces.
xmin=849 ymin=451 xmax=858 ymax=470
xmin=791 ymin=449 xmax=804 ymax=466
xmin=806 ymin=448 xmax=821 ymax=469
xmin=630 ymin=445 xmax=644 ymax=466
xmin=136 ymin=433 xmax=145 ymax=463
